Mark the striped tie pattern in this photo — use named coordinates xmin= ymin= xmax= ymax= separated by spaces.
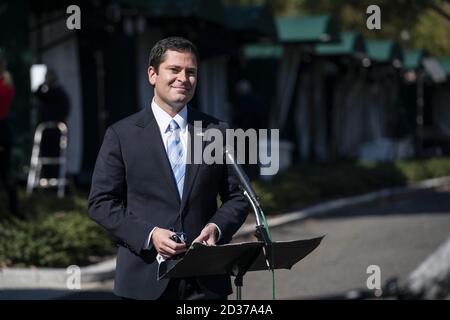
xmin=167 ymin=119 xmax=185 ymax=199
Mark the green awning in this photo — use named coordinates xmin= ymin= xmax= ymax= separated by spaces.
xmin=224 ymin=5 xmax=277 ymax=39
xmin=243 ymin=43 xmax=283 ymax=59
xmin=403 ymin=49 xmax=427 ymax=70
xmin=315 ymin=31 xmax=366 ymax=57
xmin=115 ymin=0 xmax=225 ymax=26
xmin=366 ymin=39 xmax=403 ymax=64
xmin=438 ymin=58 xmax=450 ymax=76
xmin=276 ymin=15 xmax=339 ymax=43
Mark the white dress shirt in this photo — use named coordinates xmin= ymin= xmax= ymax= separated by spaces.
xmin=145 ymin=100 xmax=221 ymax=251
xmin=151 ymin=99 xmax=188 ymax=163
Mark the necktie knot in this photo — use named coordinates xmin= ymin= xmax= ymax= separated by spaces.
xmin=168 ymin=120 xmax=180 ymax=133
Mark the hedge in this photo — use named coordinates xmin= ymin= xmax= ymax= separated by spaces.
xmin=0 ymin=191 xmax=115 ymax=268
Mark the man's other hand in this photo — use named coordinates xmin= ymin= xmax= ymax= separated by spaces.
xmin=151 ymin=227 xmax=187 ymax=259
xmin=192 ymin=224 xmax=218 ymax=246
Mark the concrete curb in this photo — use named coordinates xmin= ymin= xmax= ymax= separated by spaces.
xmin=1 ymin=175 xmax=450 ymax=290
xmin=0 ymin=258 xmax=116 ymax=289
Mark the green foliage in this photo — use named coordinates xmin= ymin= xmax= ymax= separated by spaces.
xmin=1 ymin=187 xmax=84 ymax=215
xmin=395 ymin=157 xmax=450 ymax=182
xmin=412 ymin=7 xmax=450 ymax=58
xmin=0 ymin=191 xmax=115 ymax=268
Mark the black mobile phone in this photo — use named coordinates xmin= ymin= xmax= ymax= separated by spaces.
xmin=170 ymin=231 xmax=187 ymax=243
xmin=171 ymin=234 xmax=182 ymax=243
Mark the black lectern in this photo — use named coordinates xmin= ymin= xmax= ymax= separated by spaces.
xmin=158 ymin=236 xmax=324 ymax=299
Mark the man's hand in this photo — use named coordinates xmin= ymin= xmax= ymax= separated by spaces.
xmin=192 ymin=224 xmax=218 ymax=246
xmin=151 ymin=227 xmax=187 ymax=259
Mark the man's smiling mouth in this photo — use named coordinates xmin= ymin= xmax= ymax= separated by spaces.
xmin=172 ymin=86 xmax=190 ymax=92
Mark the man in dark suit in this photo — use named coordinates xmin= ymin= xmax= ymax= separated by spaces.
xmin=88 ymin=37 xmax=249 ymax=300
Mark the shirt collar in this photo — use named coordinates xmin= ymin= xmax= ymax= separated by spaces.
xmin=151 ymin=99 xmax=188 ymax=134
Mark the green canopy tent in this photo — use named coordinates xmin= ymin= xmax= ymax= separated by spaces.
xmin=276 ymin=15 xmax=339 ymax=44
xmin=439 ymin=58 xmax=450 ymax=76
xmin=270 ymin=15 xmax=339 ymax=159
xmin=315 ymin=31 xmax=366 ymax=59
xmin=269 ymin=15 xmax=340 ymax=164
xmin=403 ymin=49 xmax=427 ymax=71
xmin=366 ymin=39 xmax=403 ymax=67
xmin=239 ymin=15 xmax=341 ymax=170
xmin=313 ymin=32 xmax=374 ymax=160
xmin=243 ymin=43 xmax=283 ymax=60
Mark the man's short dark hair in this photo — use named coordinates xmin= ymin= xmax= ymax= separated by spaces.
xmin=148 ymin=37 xmax=199 ymax=72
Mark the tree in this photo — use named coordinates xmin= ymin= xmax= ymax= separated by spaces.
xmin=225 ymin=0 xmax=450 ymax=57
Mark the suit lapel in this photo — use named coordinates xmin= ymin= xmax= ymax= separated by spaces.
xmin=136 ymin=107 xmax=181 ymax=205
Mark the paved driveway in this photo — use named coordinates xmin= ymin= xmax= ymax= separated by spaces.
xmin=238 ymin=188 xmax=450 ymax=299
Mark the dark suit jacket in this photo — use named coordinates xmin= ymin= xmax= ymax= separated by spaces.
xmin=88 ymin=105 xmax=249 ymax=299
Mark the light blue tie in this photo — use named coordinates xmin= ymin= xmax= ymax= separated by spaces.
xmin=167 ymin=119 xmax=185 ymax=199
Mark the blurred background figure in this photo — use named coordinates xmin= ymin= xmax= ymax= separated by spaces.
xmin=33 ymin=69 xmax=70 ymax=181
xmin=35 ymin=69 xmax=70 ymax=124
xmin=0 ymin=50 xmax=19 ymax=217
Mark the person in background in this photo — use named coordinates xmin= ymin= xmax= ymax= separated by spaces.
xmin=34 ymin=69 xmax=70 ymax=181
xmin=35 ymin=69 xmax=70 ymax=124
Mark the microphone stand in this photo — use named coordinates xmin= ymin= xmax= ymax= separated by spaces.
xmin=224 ymin=147 xmax=274 ymax=300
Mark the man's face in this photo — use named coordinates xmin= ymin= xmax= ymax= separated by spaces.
xmin=148 ymin=50 xmax=197 ymax=110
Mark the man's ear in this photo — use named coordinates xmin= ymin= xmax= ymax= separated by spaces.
xmin=148 ymin=66 xmax=157 ymax=86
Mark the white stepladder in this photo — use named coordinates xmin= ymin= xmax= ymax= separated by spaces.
xmin=26 ymin=121 xmax=68 ymax=198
